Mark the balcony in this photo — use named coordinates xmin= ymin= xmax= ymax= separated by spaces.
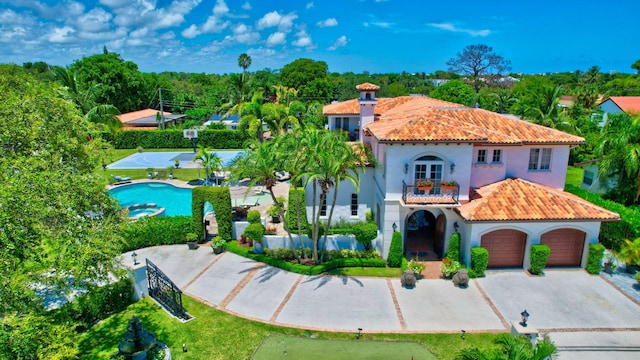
xmin=402 ymin=180 xmax=460 ymax=205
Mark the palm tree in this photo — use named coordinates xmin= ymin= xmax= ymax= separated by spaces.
xmin=194 ymin=146 xmax=222 ymax=185
xmin=596 ymin=113 xmax=640 ymax=203
xmin=237 ymin=91 xmax=266 ymax=142
xmin=238 ymin=53 xmax=252 ymax=73
xmin=523 ymin=85 xmax=578 ymax=134
xmin=456 ymin=333 xmax=557 ymax=360
xmin=228 ymin=140 xmax=301 ymax=263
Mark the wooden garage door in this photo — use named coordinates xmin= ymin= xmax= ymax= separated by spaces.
xmin=481 ymin=229 xmax=527 ymax=268
xmin=540 ymin=229 xmax=585 ymax=266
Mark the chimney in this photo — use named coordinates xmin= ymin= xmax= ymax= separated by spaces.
xmin=356 ymin=83 xmax=379 ymax=141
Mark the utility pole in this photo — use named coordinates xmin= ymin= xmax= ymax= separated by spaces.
xmin=158 ymin=88 xmax=166 ymax=130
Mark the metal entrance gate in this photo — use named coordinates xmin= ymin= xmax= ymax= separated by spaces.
xmin=146 ymin=259 xmax=189 ymax=320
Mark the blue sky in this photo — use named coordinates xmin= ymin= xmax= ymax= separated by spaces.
xmin=2 ymin=0 xmax=639 ymax=75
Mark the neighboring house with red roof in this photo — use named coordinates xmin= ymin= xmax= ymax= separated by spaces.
xmin=116 ymin=108 xmax=186 ymax=130
xmin=317 ymin=83 xmax=618 ymax=270
xmin=599 ymin=96 xmax=640 ymax=117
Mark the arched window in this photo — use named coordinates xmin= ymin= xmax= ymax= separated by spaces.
xmin=413 ymin=155 xmax=444 ymax=182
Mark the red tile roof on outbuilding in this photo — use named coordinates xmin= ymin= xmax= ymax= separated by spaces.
xmin=607 ymin=96 xmax=640 ymax=114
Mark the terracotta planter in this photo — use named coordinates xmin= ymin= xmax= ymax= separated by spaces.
xmin=418 ymin=186 xmax=432 ymax=191
xmin=441 ymin=185 xmax=456 ymax=191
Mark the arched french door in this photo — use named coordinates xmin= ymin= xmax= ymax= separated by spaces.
xmin=404 ymin=210 xmax=439 ymax=260
xmin=413 ymin=155 xmax=444 ymax=184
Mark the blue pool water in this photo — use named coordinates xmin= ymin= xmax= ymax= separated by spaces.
xmin=109 ymin=182 xmax=211 ymax=216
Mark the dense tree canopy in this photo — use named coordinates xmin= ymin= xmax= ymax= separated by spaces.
xmin=0 ymin=65 xmax=124 ymax=359
xmin=280 ymin=58 xmax=329 ymax=96
xmin=429 ymin=80 xmax=475 ymax=106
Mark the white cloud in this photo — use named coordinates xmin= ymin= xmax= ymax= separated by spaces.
xmin=0 ymin=8 xmax=36 ymax=26
xmin=242 ymin=2 xmax=251 ymax=10
xmin=256 ymin=11 xmax=298 ymax=32
xmin=99 ymin=0 xmax=129 ymax=8
xmin=231 ymin=23 xmax=259 ymax=44
xmin=327 ymin=35 xmax=347 ymax=51
xmin=292 ymin=30 xmax=312 ymax=47
xmin=266 ymin=32 xmax=286 ymax=46
xmin=48 ymin=26 xmax=76 ymax=43
xmin=306 ymin=2 xmax=314 ymax=9
xmin=429 ymin=22 xmax=491 ymax=37
xmin=316 ymin=18 xmax=337 ymax=27
xmin=75 ymin=8 xmax=113 ymax=33
xmin=213 ymin=0 xmax=229 ymax=16
xmin=201 ymin=15 xmax=231 ymax=33
xmin=181 ymin=24 xmax=199 ymax=38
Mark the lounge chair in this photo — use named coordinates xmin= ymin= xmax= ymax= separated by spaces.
xmin=111 ymin=174 xmax=132 ymax=182
xmin=275 ymin=171 xmax=291 ymax=181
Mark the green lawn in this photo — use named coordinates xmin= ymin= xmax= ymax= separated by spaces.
xmin=78 ymin=297 xmax=503 ymax=360
xmin=565 ymin=165 xmax=583 ymax=188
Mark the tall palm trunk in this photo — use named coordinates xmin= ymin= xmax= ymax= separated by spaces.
xmin=320 ymin=185 xmax=340 ymax=263
xmin=268 ymin=187 xmax=300 ymax=263
xmin=293 ymin=186 xmax=308 ymax=259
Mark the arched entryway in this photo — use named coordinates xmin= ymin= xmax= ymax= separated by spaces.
xmin=404 ymin=210 xmax=443 ymax=260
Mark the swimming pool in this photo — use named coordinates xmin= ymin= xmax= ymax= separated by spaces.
xmin=109 ymin=182 xmax=211 ymax=217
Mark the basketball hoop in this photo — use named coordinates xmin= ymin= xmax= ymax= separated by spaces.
xmin=183 ymin=129 xmax=198 ymax=152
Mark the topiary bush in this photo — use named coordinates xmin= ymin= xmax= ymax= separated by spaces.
xmin=470 ymin=246 xmax=489 ymax=277
xmin=286 ymin=187 xmax=308 ymax=234
xmin=353 ymin=222 xmax=378 ymax=251
xmin=446 ymin=232 xmax=461 ymax=263
xmin=530 ymin=244 xmax=551 ymax=275
xmin=244 ymin=223 xmax=265 ymax=244
xmin=247 ymin=209 xmax=261 ymax=224
xmin=107 ymin=129 xmax=249 ymax=149
xmin=387 ymin=231 xmax=403 ymax=268
xmin=586 ymin=243 xmax=605 ymax=274
xmin=120 ymin=216 xmax=196 ymax=252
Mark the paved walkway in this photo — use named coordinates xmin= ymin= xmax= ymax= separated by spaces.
xmin=123 ymin=245 xmax=640 ymax=357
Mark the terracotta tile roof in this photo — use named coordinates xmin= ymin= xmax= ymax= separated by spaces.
xmin=117 ymin=108 xmax=173 ymax=124
xmin=356 ymin=82 xmax=380 ymax=91
xmin=456 ymin=178 xmax=620 ymax=222
xmin=325 ymin=95 xmax=585 ymax=145
xmin=607 ymin=96 xmax=640 ymax=114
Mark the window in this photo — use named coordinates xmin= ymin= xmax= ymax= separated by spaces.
xmin=351 ymin=194 xmax=358 ymax=216
xmin=528 ymin=148 xmax=552 ymax=171
xmin=320 ymin=197 xmax=327 ymax=217
xmin=492 ymin=149 xmax=502 ymax=163
xmin=477 ymin=149 xmax=487 ymax=163
xmin=582 ymin=170 xmax=594 ymax=186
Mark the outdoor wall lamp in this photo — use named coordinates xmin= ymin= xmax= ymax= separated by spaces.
xmin=520 ymin=309 xmax=530 ymax=327
xmin=404 ymin=163 xmax=409 ymax=174
xmin=453 ymin=222 xmax=459 ymax=232
xmin=450 ymin=162 xmax=456 ymax=174
xmin=131 ymin=251 xmax=138 ymax=266
xmin=392 ymin=222 xmax=398 ymax=232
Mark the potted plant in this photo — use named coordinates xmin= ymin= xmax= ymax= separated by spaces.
xmin=416 ymin=180 xmax=433 ymax=191
xmin=239 ymin=233 xmax=249 ymax=245
xmin=441 ymin=180 xmax=458 ymax=190
xmin=440 ymin=257 xmax=461 ymax=279
xmin=136 ymin=146 xmax=143 ymax=153
xmin=408 ymin=255 xmax=426 ymax=279
xmin=245 ymin=223 xmax=265 ymax=253
xmin=603 ymin=253 xmax=618 ymax=274
xmin=267 ymin=205 xmax=281 ymax=223
xmin=185 ymin=232 xmax=198 ymax=250
xmin=167 ymin=167 xmax=174 ymax=180
xmin=211 ymin=236 xmax=226 ymax=254
xmin=616 ymin=238 xmax=640 ymax=274
xmin=175 ymin=159 xmax=180 ymax=168
xmin=146 ymin=167 xmax=154 ymax=179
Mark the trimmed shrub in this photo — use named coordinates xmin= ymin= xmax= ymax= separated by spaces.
xmin=366 ymin=211 xmax=374 ymax=223
xmin=247 ymin=209 xmax=261 ymax=224
xmin=265 ymin=248 xmax=380 ymax=261
xmin=286 ymin=187 xmax=308 ymax=234
xmin=107 ymin=129 xmax=248 ymax=149
xmin=446 ymin=232 xmax=461 ymax=263
xmin=530 ymin=244 xmax=550 ymax=275
xmin=353 ymin=222 xmax=378 ymax=251
xmin=225 ymin=241 xmax=385 ymax=275
xmin=244 ymin=223 xmax=265 ymax=244
xmin=470 ymin=246 xmax=489 ymax=277
xmin=120 ymin=216 xmax=196 ymax=252
xmin=586 ymin=243 xmax=606 ymax=274
xmin=387 ymin=231 xmax=404 ymax=268
xmin=565 ymin=184 xmax=638 ymax=251
xmin=53 ymin=277 xmax=134 ymax=331
xmin=192 ymin=186 xmax=232 ymax=241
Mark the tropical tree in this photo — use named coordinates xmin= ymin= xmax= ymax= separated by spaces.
xmin=194 ymin=146 xmax=223 ymax=185
xmin=456 ymin=333 xmax=557 ymax=360
xmin=522 ymin=85 xmax=578 ymax=133
xmin=228 ymin=140 xmax=301 ymax=263
xmin=632 ymin=59 xmax=640 ymax=74
xmin=430 ymin=80 xmax=475 ymax=106
xmin=596 ymin=113 xmax=640 ymax=204
xmin=237 ymin=90 xmax=266 ymax=142
xmin=238 ymin=53 xmax=252 ymax=73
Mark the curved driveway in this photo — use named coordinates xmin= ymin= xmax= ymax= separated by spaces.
xmin=124 ymin=245 xmax=640 ymax=358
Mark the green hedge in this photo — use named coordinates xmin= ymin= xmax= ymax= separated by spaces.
xmin=445 ymin=232 xmax=461 ymax=263
xmin=265 ymin=248 xmax=380 ymax=261
xmin=225 ymin=241 xmax=386 ymax=275
xmin=470 ymin=246 xmax=489 ymax=277
xmin=286 ymin=187 xmax=308 ymax=234
xmin=192 ymin=186 xmax=232 ymax=241
xmin=104 ymin=129 xmax=248 ymax=149
xmin=247 ymin=210 xmax=261 ymax=224
xmin=120 ymin=216 xmax=197 ymax=252
xmin=586 ymin=243 xmax=605 ymax=274
xmin=52 ymin=277 xmax=134 ymax=332
xmin=530 ymin=244 xmax=550 ymax=275
xmin=387 ymin=231 xmax=404 ymax=268
xmin=565 ymin=184 xmax=634 ymax=251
